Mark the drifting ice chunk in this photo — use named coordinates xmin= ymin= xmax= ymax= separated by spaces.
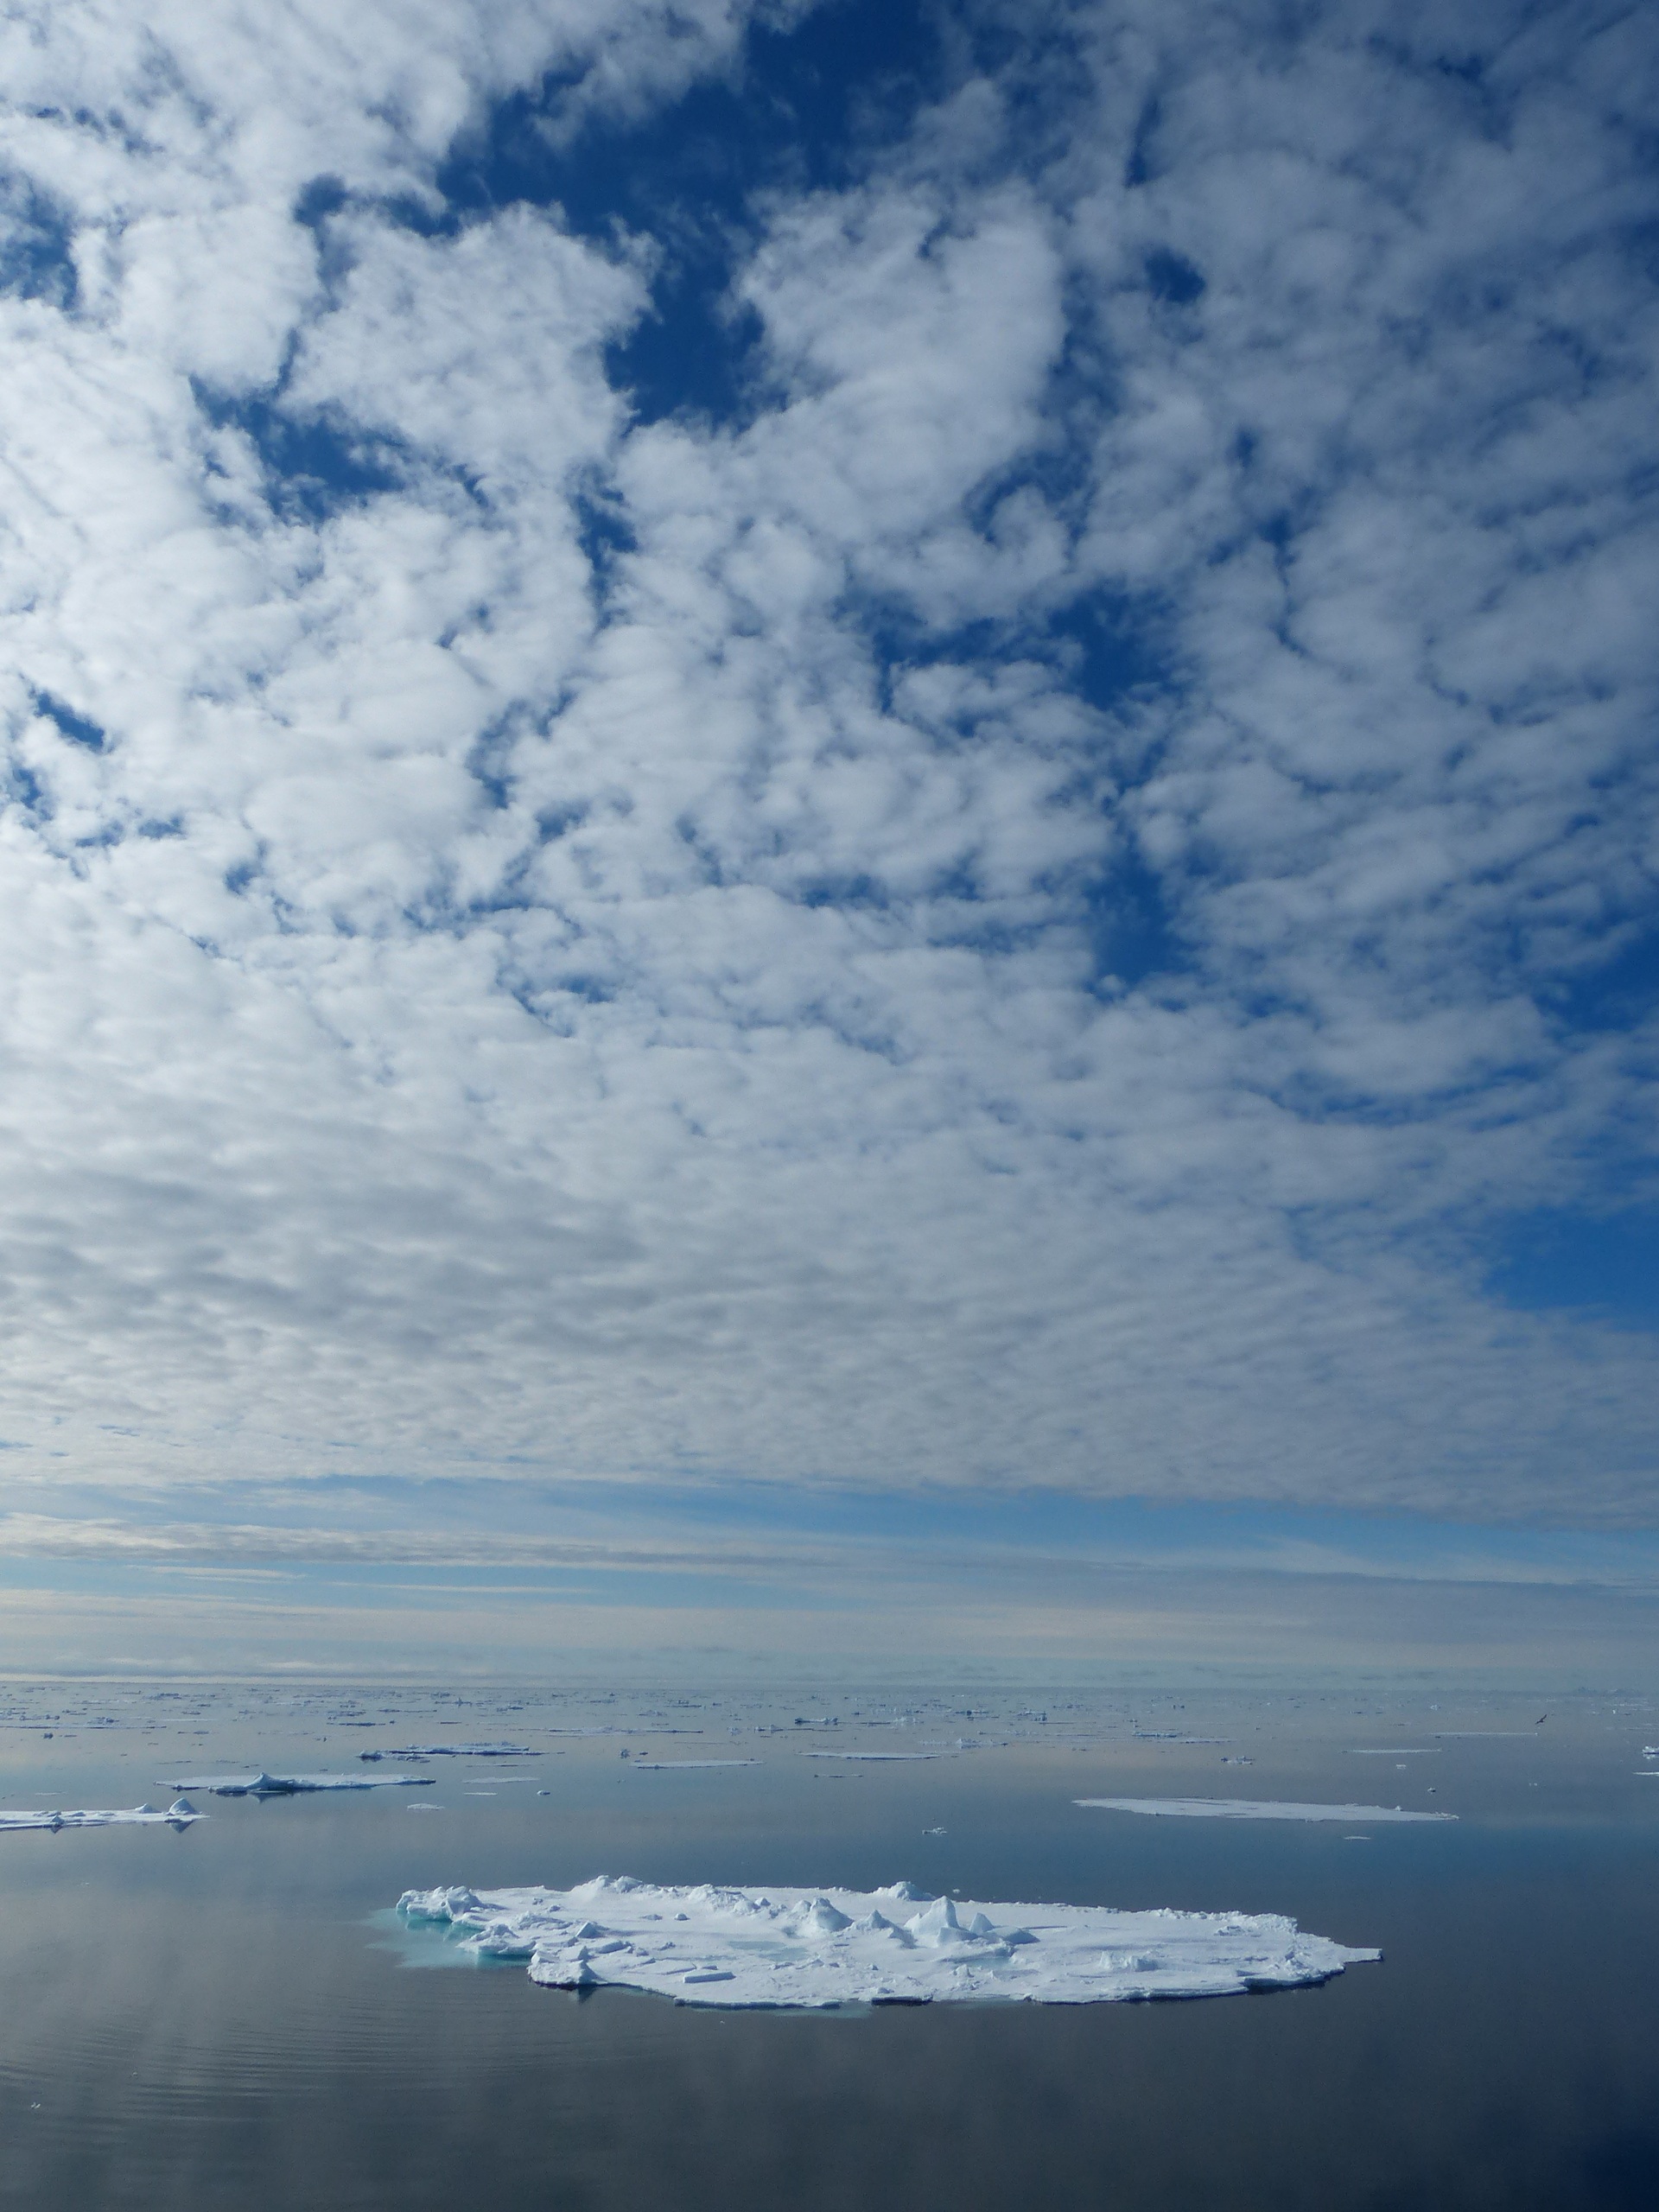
xmin=168 ymin=1771 xmax=435 ymax=1796
xmin=393 ymin=1872 xmax=1381 ymax=2010
xmin=360 ymin=1745 xmax=531 ymax=1759
xmin=2 ymin=1800 xmax=205 ymax=1832
xmin=1077 ymin=1798 xmax=1455 ymax=1822
xmin=629 ymin=1760 xmax=759 ymax=1770
xmin=802 ymin=1751 xmax=940 ymax=1761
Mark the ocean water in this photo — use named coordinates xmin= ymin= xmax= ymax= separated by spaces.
xmin=2 ymin=1682 xmax=1656 ymax=2209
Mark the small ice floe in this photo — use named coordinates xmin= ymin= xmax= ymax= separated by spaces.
xmin=1077 ymin=1797 xmax=1455 ymax=1822
xmin=394 ymin=1873 xmax=1381 ymax=2009
xmin=167 ymin=1770 xmax=435 ymax=1796
xmin=359 ymin=1745 xmax=531 ymax=1760
xmin=2 ymin=1798 xmax=202 ymax=1833
xmin=1134 ymin=1734 xmax=1231 ymax=1745
xmin=801 ymin=1751 xmax=941 ymax=1762
xmin=628 ymin=1760 xmax=760 ymax=1770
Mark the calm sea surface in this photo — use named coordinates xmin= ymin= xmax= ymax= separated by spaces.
xmin=2 ymin=1682 xmax=1656 ymax=2209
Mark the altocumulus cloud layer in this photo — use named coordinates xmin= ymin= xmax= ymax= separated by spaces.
xmin=0 ymin=0 xmax=1656 ymax=1521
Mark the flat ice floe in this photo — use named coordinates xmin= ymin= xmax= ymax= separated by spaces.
xmin=801 ymin=1750 xmax=941 ymax=1761
xmin=359 ymin=1745 xmax=531 ymax=1759
xmin=168 ymin=1770 xmax=435 ymax=1796
xmin=1077 ymin=1797 xmax=1454 ymax=1822
xmin=629 ymin=1759 xmax=758 ymax=1770
xmin=396 ymin=1874 xmax=1380 ymax=2008
xmin=2 ymin=1798 xmax=201 ymax=1832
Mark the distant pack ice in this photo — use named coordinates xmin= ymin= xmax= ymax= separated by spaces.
xmin=397 ymin=1875 xmax=1380 ymax=2008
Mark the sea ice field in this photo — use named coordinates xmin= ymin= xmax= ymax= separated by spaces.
xmin=3 ymin=1678 xmax=1658 ymax=2211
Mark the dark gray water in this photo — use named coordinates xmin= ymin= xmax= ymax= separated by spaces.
xmin=2 ymin=1683 xmax=1656 ymax=2209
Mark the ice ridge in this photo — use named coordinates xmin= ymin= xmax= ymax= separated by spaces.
xmin=396 ymin=1875 xmax=1380 ymax=2009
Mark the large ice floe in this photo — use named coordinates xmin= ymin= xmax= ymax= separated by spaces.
xmin=1077 ymin=1797 xmax=1454 ymax=1822
xmin=396 ymin=1875 xmax=1380 ymax=2008
xmin=168 ymin=1770 xmax=434 ymax=1796
xmin=2 ymin=1798 xmax=201 ymax=1832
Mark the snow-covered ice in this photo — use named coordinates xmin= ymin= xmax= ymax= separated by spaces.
xmin=168 ymin=1770 xmax=435 ymax=1796
xmin=395 ymin=1874 xmax=1381 ymax=2008
xmin=2 ymin=1798 xmax=202 ymax=1832
xmin=1077 ymin=1797 xmax=1454 ymax=1822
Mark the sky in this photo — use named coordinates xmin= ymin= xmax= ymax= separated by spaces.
xmin=0 ymin=0 xmax=1656 ymax=1675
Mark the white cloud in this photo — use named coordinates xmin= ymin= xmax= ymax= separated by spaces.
xmin=0 ymin=2 xmax=1654 ymax=1532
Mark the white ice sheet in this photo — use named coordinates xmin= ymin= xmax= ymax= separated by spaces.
xmin=396 ymin=1873 xmax=1381 ymax=2008
xmin=1077 ymin=1796 xmax=1454 ymax=1822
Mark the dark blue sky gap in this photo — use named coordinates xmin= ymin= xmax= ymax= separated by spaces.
xmin=31 ymin=688 xmax=106 ymax=752
xmin=1085 ymin=843 xmax=1185 ymax=988
xmin=1543 ymin=927 xmax=1659 ymax=1035
xmin=1488 ymin=1209 xmax=1659 ymax=1328
xmin=194 ymin=383 xmax=408 ymax=523
xmin=0 ymin=173 xmax=77 ymax=308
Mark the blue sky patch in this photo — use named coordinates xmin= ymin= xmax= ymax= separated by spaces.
xmin=1488 ymin=1208 xmax=1659 ymax=1329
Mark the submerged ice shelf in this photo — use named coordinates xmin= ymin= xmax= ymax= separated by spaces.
xmin=2 ymin=1798 xmax=201 ymax=1833
xmin=396 ymin=1875 xmax=1380 ymax=2009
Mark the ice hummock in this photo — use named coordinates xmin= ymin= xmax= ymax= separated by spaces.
xmin=395 ymin=1875 xmax=1380 ymax=2008
xmin=1 ymin=1798 xmax=202 ymax=1832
